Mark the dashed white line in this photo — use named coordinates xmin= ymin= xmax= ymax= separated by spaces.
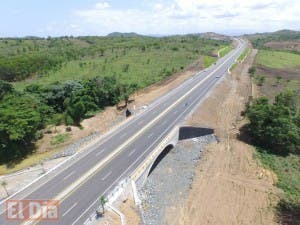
xmin=63 ymin=171 xmax=76 ymax=181
xmin=63 ymin=202 xmax=78 ymax=217
xmin=96 ymin=149 xmax=105 ymax=157
xmin=101 ymin=171 xmax=112 ymax=181
xmin=147 ymin=133 xmax=154 ymax=138
xmin=128 ymin=148 xmax=137 ymax=157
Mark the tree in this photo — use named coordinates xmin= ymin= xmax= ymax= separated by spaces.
xmin=1 ymin=180 xmax=9 ymax=197
xmin=0 ymin=93 xmax=45 ymax=162
xmin=248 ymin=66 xmax=256 ymax=76
xmin=99 ymin=195 xmax=107 ymax=215
xmin=0 ymin=80 xmax=13 ymax=99
xmin=64 ymin=90 xmax=97 ymax=125
xmin=119 ymin=83 xmax=138 ymax=107
xmin=246 ymin=91 xmax=300 ymax=154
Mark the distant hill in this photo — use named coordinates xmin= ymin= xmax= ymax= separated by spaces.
xmin=183 ymin=32 xmax=231 ymax=42
xmin=106 ymin=32 xmax=142 ymax=37
xmin=245 ymin=29 xmax=300 ymax=51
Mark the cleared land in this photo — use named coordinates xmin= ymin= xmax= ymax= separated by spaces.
xmin=264 ymin=41 xmax=300 ymax=52
xmin=253 ymin=49 xmax=300 ymax=105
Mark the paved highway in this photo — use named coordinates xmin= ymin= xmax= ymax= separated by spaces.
xmin=0 ymin=38 xmax=247 ymax=225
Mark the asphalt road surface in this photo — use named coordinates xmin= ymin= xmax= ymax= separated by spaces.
xmin=0 ymin=38 xmax=247 ymax=225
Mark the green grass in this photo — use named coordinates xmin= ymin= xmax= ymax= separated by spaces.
xmin=255 ymin=50 xmax=300 ymax=69
xmin=238 ymin=48 xmax=251 ymax=61
xmin=50 ymin=134 xmax=71 ymax=146
xmin=14 ymin=49 xmax=194 ymax=90
xmin=256 ymin=149 xmax=300 ymax=204
xmin=218 ymin=46 xmax=232 ymax=57
xmin=13 ymin=38 xmax=228 ymax=90
xmin=229 ymin=62 xmax=237 ymax=72
xmin=203 ymin=55 xmax=217 ymax=68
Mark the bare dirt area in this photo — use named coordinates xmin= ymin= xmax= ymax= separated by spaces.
xmin=119 ymin=198 xmax=141 ymax=225
xmin=256 ymin=65 xmax=300 ymax=80
xmin=254 ymin=65 xmax=300 ymax=102
xmin=165 ymin=49 xmax=281 ymax=225
xmin=97 ymin=197 xmax=140 ymax=225
xmin=264 ymin=41 xmax=300 ymax=52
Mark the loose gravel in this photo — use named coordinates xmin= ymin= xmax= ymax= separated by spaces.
xmin=139 ymin=134 xmax=216 ymax=225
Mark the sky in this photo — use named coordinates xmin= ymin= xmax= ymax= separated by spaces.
xmin=0 ymin=0 xmax=299 ymax=37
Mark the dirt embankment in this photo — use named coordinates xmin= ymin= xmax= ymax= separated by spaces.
xmin=165 ymin=48 xmax=281 ymax=225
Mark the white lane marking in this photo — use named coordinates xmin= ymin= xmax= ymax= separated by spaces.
xmin=128 ymin=148 xmax=137 ymax=157
xmin=101 ymin=171 xmax=112 ymax=181
xmin=63 ymin=171 xmax=76 ymax=181
xmin=147 ymin=133 xmax=154 ymax=138
xmin=96 ymin=149 xmax=105 ymax=157
xmin=63 ymin=202 xmax=78 ymax=217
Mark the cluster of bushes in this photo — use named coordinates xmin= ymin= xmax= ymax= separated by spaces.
xmin=245 ymin=90 xmax=300 ymax=154
xmin=0 ymin=77 xmax=138 ymax=163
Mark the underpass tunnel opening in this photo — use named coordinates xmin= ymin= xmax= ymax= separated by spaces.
xmin=148 ymin=144 xmax=174 ymax=177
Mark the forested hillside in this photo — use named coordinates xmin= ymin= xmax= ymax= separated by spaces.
xmin=0 ymin=35 xmax=230 ymax=164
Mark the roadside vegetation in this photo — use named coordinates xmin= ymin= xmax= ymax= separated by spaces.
xmin=237 ymin=48 xmax=251 ymax=62
xmin=218 ymin=46 xmax=232 ymax=57
xmin=0 ymin=35 xmax=229 ymax=166
xmin=203 ymin=55 xmax=217 ymax=68
xmin=245 ymin=32 xmax=300 ymax=224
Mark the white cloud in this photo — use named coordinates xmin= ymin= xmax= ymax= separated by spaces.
xmin=95 ymin=1 xmax=110 ymax=10
xmin=69 ymin=0 xmax=300 ymax=36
